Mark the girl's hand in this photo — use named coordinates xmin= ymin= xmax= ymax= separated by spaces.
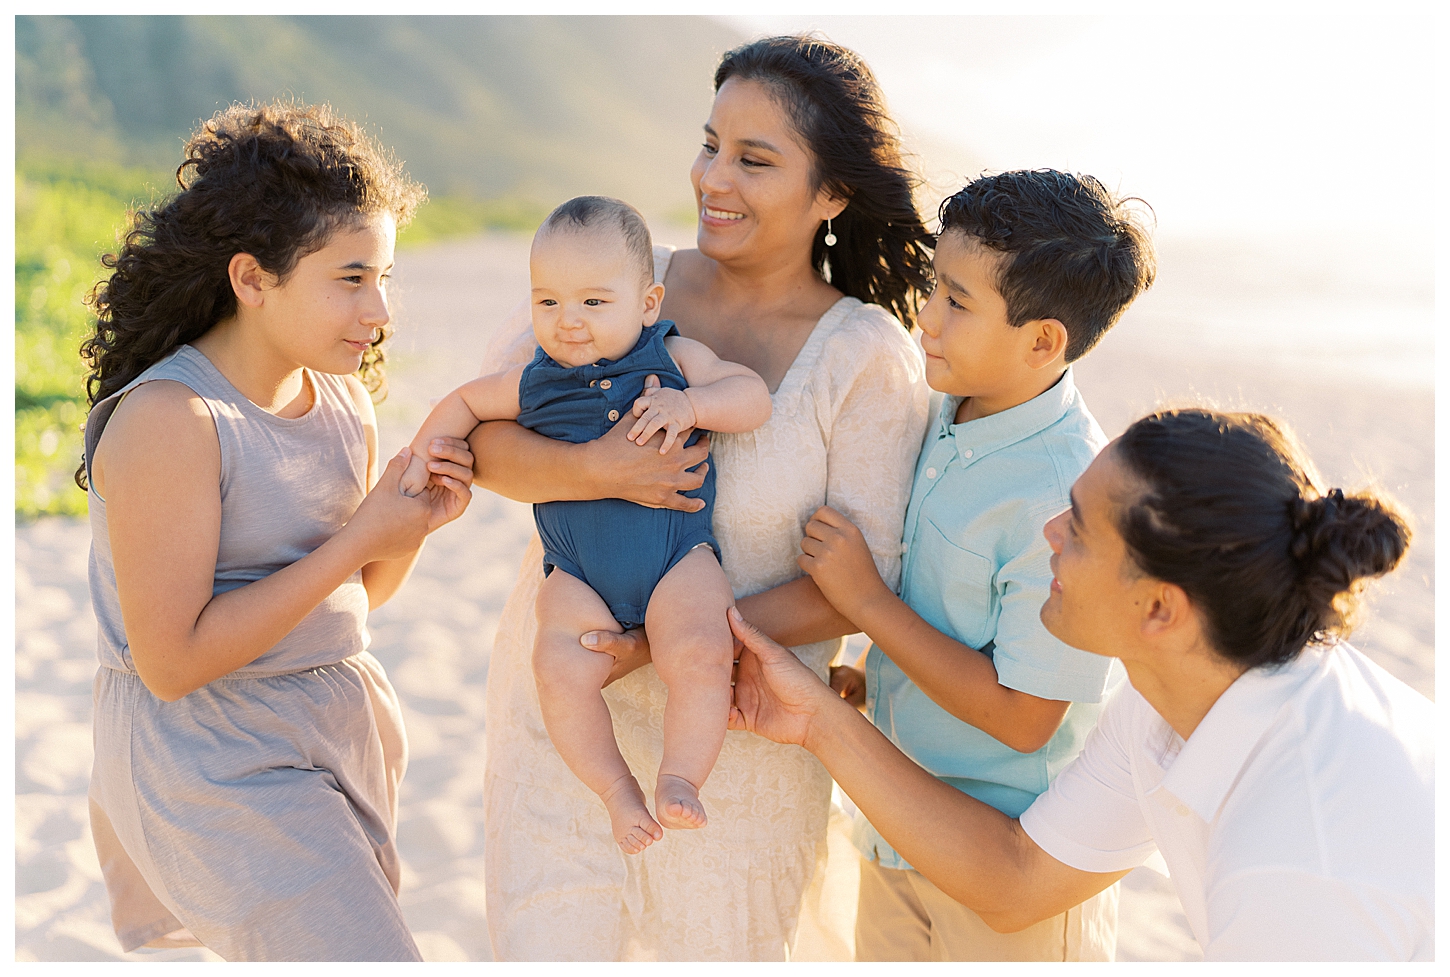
xmin=798 ymin=506 xmax=893 ymax=621
xmin=346 ymin=447 xmax=435 ymax=561
xmin=727 ymin=607 xmax=836 ymax=748
xmin=580 ymin=626 xmax=653 ymax=685
xmin=629 ymin=384 xmax=697 ymax=454
xmin=420 ymin=437 xmax=475 ymax=531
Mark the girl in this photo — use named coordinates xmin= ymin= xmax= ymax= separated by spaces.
xmin=79 ymin=101 xmax=474 ymax=961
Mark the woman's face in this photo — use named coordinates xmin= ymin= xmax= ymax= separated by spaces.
xmin=1040 ymin=443 xmax=1156 ymax=658
xmin=690 ymin=76 xmax=844 ymax=267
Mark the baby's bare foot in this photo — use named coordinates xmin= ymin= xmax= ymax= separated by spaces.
xmin=655 ymin=773 xmax=708 ymax=830
xmin=600 ymin=775 xmax=663 ymax=854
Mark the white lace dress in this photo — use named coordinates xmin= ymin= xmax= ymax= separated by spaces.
xmin=481 ymin=247 xmax=929 ymax=961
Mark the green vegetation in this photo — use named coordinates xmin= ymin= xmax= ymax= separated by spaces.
xmin=13 ymin=158 xmax=544 ymax=518
xmin=15 ymin=160 xmax=165 ymax=519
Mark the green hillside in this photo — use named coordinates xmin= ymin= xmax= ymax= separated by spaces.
xmin=17 ymin=15 xmax=745 ymax=215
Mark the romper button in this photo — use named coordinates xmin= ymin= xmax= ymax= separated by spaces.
xmin=963 ymin=449 xmax=974 ymax=459
xmin=608 ymin=409 xmax=620 ymax=422
xmin=600 ymin=379 xmax=612 ymax=390
xmin=589 ymin=379 xmax=597 ymax=387
xmin=926 ymin=467 xmax=938 ymax=479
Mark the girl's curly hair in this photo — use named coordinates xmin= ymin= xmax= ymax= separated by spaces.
xmin=77 ymin=100 xmax=425 ymax=489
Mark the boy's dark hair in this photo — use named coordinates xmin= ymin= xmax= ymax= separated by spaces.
xmin=77 ymin=100 xmax=424 ymax=489
xmin=938 ymin=170 xmax=1156 ymax=361
xmin=540 ymin=195 xmax=654 ymax=288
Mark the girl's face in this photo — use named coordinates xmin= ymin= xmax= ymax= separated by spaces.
xmin=690 ymin=76 xmax=844 ymax=268
xmin=256 ymin=214 xmax=396 ymax=376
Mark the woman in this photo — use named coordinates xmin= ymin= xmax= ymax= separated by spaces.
xmin=469 ymin=37 xmax=935 ymax=960
xmin=728 ymin=408 xmax=1433 ymax=961
xmin=81 ymin=103 xmax=474 ymax=959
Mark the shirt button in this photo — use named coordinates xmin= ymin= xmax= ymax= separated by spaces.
xmin=600 ymin=379 xmax=612 ymax=390
xmin=608 ymin=409 xmax=620 ymax=422
xmin=963 ymin=449 xmax=974 ymax=459
xmin=925 ymin=467 xmax=938 ymax=479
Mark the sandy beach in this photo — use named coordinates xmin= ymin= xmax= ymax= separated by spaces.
xmin=15 ymin=229 xmax=1433 ymax=962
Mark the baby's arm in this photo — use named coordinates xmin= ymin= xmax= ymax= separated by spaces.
xmin=628 ymin=336 xmax=772 ymax=453
xmin=401 ymin=365 xmax=525 ymax=497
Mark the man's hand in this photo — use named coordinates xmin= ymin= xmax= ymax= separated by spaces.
xmin=798 ymin=506 xmax=894 ymax=624
xmin=727 ymin=607 xmax=839 ymax=749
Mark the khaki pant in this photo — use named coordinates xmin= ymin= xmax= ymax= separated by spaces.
xmin=854 ymin=856 xmax=1119 ymax=961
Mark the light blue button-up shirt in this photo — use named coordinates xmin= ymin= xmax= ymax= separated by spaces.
xmin=854 ymin=367 xmax=1120 ymax=870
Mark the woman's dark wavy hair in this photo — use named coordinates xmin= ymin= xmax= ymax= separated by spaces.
xmin=1114 ymin=409 xmax=1411 ymax=671
xmin=76 ymin=100 xmax=425 ymax=489
xmin=714 ymin=35 xmax=934 ymax=327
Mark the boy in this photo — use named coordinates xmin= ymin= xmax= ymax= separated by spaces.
xmin=797 ymin=169 xmax=1156 ymax=960
xmin=401 ymin=196 xmax=772 ymax=853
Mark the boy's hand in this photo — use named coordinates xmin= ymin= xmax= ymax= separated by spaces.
xmin=629 ymin=381 xmax=697 ymax=454
xmin=829 ymin=664 xmax=867 ymax=710
xmin=398 ymin=450 xmax=433 ymax=499
xmin=798 ymin=506 xmax=894 ymax=623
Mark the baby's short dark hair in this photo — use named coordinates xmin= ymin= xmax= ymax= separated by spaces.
xmin=938 ymin=170 xmax=1156 ymax=361
xmin=540 ymin=195 xmax=654 ymax=287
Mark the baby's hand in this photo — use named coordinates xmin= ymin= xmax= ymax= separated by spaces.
xmin=629 ymin=387 xmax=697 ymax=454
xmin=398 ymin=450 xmax=433 ymax=498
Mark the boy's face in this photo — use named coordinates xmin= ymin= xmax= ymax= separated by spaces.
xmin=917 ymin=231 xmax=1039 ymax=401
xmin=529 ymin=227 xmax=663 ymax=367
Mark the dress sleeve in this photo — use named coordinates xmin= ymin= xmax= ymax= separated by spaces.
xmin=478 ymin=299 xmax=537 ymax=376
xmin=992 ymin=501 xmax=1116 ymax=702
xmin=1018 ymin=682 xmax=1158 ymax=872
xmin=818 ymin=306 xmax=930 ymax=593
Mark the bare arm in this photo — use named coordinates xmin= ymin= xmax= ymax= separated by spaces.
xmin=95 ymin=380 xmax=453 ymax=701
xmin=726 ymin=608 xmax=1126 ymax=933
xmin=798 ymin=505 xmax=1070 ymax=753
xmin=351 ymin=376 xmax=475 ymax=607
xmin=661 ymin=335 xmax=772 ymax=435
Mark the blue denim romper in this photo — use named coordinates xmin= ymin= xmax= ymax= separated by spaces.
xmin=518 ymin=320 xmax=719 ymax=628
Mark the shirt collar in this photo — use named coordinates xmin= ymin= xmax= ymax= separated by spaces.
xmin=936 ymin=367 xmax=1079 ymax=464
xmin=1156 ymin=646 xmax=1325 ymax=822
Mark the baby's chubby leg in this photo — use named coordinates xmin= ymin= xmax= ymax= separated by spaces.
xmin=534 ymin=570 xmax=661 ymax=854
xmin=644 ymin=546 xmax=736 ymax=831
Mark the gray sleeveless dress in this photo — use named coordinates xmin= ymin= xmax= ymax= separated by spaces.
xmin=84 ymin=345 xmax=420 ymax=961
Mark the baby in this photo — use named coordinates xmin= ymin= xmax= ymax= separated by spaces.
xmin=400 ymin=196 xmax=772 ymax=853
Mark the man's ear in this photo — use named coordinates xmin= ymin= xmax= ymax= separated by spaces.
xmin=1140 ymin=580 xmax=1195 ymax=643
xmin=228 ymin=253 xmax=270 ymax=309
xmin=1022 ymin=318 xmax=1069 ymax=370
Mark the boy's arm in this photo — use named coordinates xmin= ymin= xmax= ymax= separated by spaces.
xmin=402 ymin=366 xmax=524 ymax=495
xmin=663 ymin=335 xmax=773 ymax=434
xmin=799 ymin=506 xmax=1069 ymax=753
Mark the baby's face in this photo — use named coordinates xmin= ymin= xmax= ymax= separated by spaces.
xmin=529 ymin=228 xmax=660 ymax=367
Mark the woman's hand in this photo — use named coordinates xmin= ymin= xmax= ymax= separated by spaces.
xmin=586 ymin=404 xmax=711 ymax=512
xmin=798 ymin=505 xmax=894 ymax=623
xmin=419 ymin=436 xmax=475 ymax=531
xmin=581 ymin=626 xmax=653 ymax=686
xmin=727 ymin=607 xmax=840 ymax=749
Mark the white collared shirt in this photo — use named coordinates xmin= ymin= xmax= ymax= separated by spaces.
xmin=1019 ymin=641 xmax=1434 ymax=960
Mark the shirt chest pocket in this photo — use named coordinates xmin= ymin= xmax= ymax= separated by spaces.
xmin=910 ymin=516 xmax=998 ymax=652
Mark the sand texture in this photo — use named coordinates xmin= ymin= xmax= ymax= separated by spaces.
xmin=15 ymin=231 xmax=1432 ymax=961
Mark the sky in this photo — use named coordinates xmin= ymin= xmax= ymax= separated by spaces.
xmin=725 ymin=15 xmax=1436 ymax=242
